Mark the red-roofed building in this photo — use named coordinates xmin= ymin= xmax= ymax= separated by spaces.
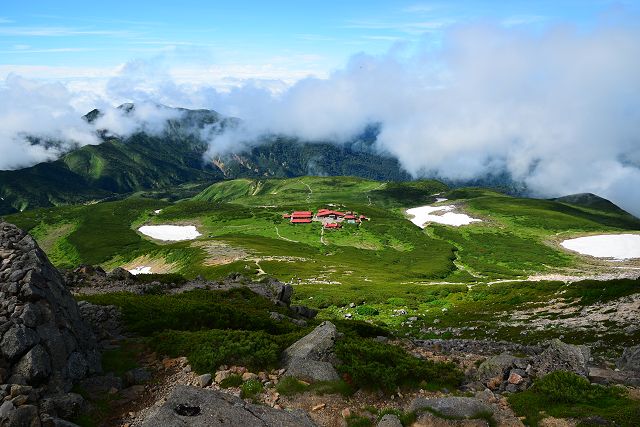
xmin=291 ymin=218 xmax=312 ymax=224
xmin=291 ymin=211 xmax=313 ymax=218
xmin=324 ymin=222 xmax=341 ymax=229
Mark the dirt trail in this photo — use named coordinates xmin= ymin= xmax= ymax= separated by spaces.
xmin=275 ymin=226 xmax=299 ymax=243
xmin=301 ymin=181 xmax=313 ymax=203
xmin=320 ymin=227 xmax=328 ymax=246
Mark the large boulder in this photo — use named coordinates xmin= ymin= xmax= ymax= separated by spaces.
xmin=410 ymin=397 xmax=493 ymax=419
xmin=532 ymin=339 xmax=590 ymax=378
xmin=476 ymin=353 xmax=518 ymax=383
xmin=617 ymin=345 xmax=640 ymax=372
xmin=282 ymin=321 xmax=340 ymax=382
xmin=0 ymin=220 xmax=101 ymax=396
xmin=141 ymin=385 xmax=317 ymax=426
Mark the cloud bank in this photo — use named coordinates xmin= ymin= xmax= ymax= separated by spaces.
xmin=1 ymin=18 xmax=640 ymax=216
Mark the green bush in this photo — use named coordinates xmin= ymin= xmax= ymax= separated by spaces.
xmin=219 ymin=374 xmax=243 ymax=388
xmin=508 ymin=371 xmax=640 ymax=426
xmin=80 ymin=288 xmax=297 ymax=336
xmin=241 ymin=379 xmax=264 ymax=399
xmin=534 ymin=371 xmax=622 ymax=404
xmin=345 ymin=414 xmax=373 ymax=427
xmin=276 ymin=377 xmax=309 ymax=396
xmin=151 ymin=329 xmax=303 ymax=372
xmin=335 ymin=338 xmax=463 ymax=392
xmin=355 ymin=305 xmax=380 ymax=316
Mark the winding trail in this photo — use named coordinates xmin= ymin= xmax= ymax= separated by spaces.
xmin=301 ymin=181 xmax=312 ymax=203
xmin=274 ymin=226 xmax=299 ymax=243
xmin=320 ymin=228 xmax=328 ymax=246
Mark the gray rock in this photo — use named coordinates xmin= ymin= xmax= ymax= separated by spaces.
xmin=197 ymin=374 xmax=212 ymax=387
xmin=106 ymin=267 xmax=133 ymax=281
xmin=282 ymin=321 xmax=340 ymax=382
xmin=377 ymin=413 xmax=403 ymax=427
xmin=40 ymin=393 xmax=85 ymax=419
xmin=0 ymin=400 xmax=15 ymax=418
xmin=532 ymin=339 xmax=590 ymax=377
xmin=410 ymin=397 xmax=493 ymax=419
xmin=1 ymin=324 xmax=40 ymax=361
xmin=141 ymin=385 xmax=316 ymax=426
xmin=3 ymin=404 xmax=39 ymax=427
xmin=476 ymin=353 xmax=517 ymax=383
xmin=13 ymin=344 xmax=51 ymax=383
xmin=124 ymin=368 xmax=152 ymax=386
xmin=289 ymin=305 xmax=318 ymax=319
xmin=617 ymin=345 xmax=640 ymax=372
xmin=589 ymin=367 xmax=640 ymax=387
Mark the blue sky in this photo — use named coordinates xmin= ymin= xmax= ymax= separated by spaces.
xmin=1 ymin=0 xmax=637 ymax=83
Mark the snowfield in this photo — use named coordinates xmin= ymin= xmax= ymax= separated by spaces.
xmin=128 ymin=266 xmax=152 ymax=275
xmin=406 ymin=204 xmax=482 ymax=228
xmin=560 ymin=234 xmax=640 ymax=260
xmin=138 ymin=225 xmax=201 ymax=241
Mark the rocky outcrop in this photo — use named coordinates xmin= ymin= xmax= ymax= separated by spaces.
xmin=378 ymin=413 xmax=403 ymax=427
xmin=76 ymin=301 xmax=123 ymax=346
xmin=531 ymin=339 xmax=590 ymax=378
xmin=617 ymin=345 xmax=640 ymax=372
xmin=282 ymin=321 xmax=340 ymax=382
xmin=1 ymin=220 xmax=101 ymax=425
xmin=476 ymin=353 xmax=531 ymax=393
xmin=410 ymin=396 xmax=493 ymax=419
xmin=141 ymin=385 xmax=317 ymax=426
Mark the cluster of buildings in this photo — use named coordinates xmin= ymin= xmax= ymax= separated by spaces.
xmin=282 ymin=208 xmax=370 ymax=229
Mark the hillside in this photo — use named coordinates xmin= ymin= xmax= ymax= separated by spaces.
xmin=0 ymin=105 xmax=411 ymax=214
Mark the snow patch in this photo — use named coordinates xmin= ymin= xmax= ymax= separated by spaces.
xmin=138 ymin=225 xmax=201 ymax=241
xmin=560 ymin=234 xmax=640 ymax=260
xmin=129 ymin=266 xmax=152 ymax=275
xmin=406 ymin=204 xmax=481 ymax=228
xmin=154 ymin=209 xmax=162 ymax=214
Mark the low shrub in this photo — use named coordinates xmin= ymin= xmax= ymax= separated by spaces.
xmin=355 ymin=305 xmax=380 ymax=316
xmin=508 ymin=371 xmax=640 ymax=426
xmin=241 ymin=379 xmax=263 ymax=399
xmin=151 ymin=329 xmax=304 ymax=372
xmin=345 ymin=414 xmax=373 ymax=427
xmin=335 ymin=338 xmax=463 ymax=392
xmin=276 ymin=377 xmax=309 ymax=396
xmin=219 ymin=374 xmax=243 ymax=388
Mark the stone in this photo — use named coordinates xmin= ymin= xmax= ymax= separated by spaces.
xmin=588 ymin=367 xmax=640 ymax=386
xmin=39 ymin=393 xmax=85 ymax=419
xmin=3 ymin=404 xmax=39 ymax=427
xmin=215 ymin=370 xmax=232 ymax=384
xmin=617 ymin=345 xmax=640 ymax=372
xmin=241 ymin=372 xmax=257 ymax=382
xmin=124 ymin=368 xmax=152 ymax=386
xmin=0 ymin=401 xmax=15 ymax=418
xmin=282 ymin=321 xmax=339 ymax=382
xmin=508 ymin=372 xmax=523 ymax=385
xmin=378 ymin=413 xmax=403 ymax=427
xmin=289 ymin=305 xmax=318 ymax=319
xmin=410 ymin=397 xmax=493 ymax=419
xmin=140 ymin=385 xmax=316 ymax=426
xmin=197 ymin=374 xmax=212 ymax=387
xmin=0 ymin=324 xmax=40 ymax=361
xmin=476 ymin=353 xmax=518 ymax=383
xmin=533 ymin=339 xmax=590 ymax=377
xmin=106 ymin=267 xmax=133 ymax=281
xmin=13 ymin=344 xmax=52 ymax=383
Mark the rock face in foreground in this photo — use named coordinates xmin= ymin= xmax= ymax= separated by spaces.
xmin=282 ymin=321 xmax=340 ymax=382
xmin=0 ymin=220 xmax=101 ymax=393
xmin=141 ymin=385 xmax=317 ymax=427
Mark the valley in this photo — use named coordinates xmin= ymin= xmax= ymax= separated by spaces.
xmin=5 ymin=176 xmax=640 ymax=358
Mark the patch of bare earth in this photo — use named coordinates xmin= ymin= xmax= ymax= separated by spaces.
xmin=121 ymin=255 xmax=179 ymax=274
